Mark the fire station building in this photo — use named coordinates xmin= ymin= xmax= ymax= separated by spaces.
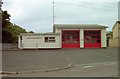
xmin=18 ymin=24 xmax=108 ymax=49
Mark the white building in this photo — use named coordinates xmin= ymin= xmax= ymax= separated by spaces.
xmin=18 ymin=24 xmax=108 ymax=49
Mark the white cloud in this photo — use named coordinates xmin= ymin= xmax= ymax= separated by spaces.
xmin=2 ymin=0 xmax=118 ymax=32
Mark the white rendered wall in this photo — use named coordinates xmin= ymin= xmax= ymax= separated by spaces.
xmin=101 ymin=29 xmax=107 ymax=48
xmin=21 ymin=35 xmax=60 ymax=49
xmin=55 ymin=28 xmax=61 ymax=33
xmin=80 ymin=29 xmax=84 ymax=48
xmin=55 ymin=28 xmax=62 ymax=48
xmin=18 ymin=36 xmax=20 ymax=48
xmin=59 ymin=30 xmax=62 ymax=48
xmin=18 ymin=36 xmax=23 ymax=49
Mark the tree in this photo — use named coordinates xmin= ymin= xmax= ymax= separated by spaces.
xmin=2 ymin=10 xmax=28 ymax=43
xmin=2 ymin=10 xmax=11 ymax=28
xmin=2 ymin=10 xmax=11 ymax=43
xmin=28 ymin=31 xmax=34 ymax=33
xmin=2 ymin=23 xmax=27 ymax=43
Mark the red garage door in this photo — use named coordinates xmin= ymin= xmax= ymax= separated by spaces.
xmin=84 ymin=30 xmax=101 ymax=48
xmin=62 ymin=30 xmax=80 ymax=48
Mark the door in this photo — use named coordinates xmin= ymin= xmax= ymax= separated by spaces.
xmin=62 ymin=30 xmax=80 ymax=48
xmin=84 ymin=30 xmax=101 ymax=48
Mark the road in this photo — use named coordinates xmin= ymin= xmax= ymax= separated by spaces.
xmin=2 ymin=48 xmax=118 ymax=77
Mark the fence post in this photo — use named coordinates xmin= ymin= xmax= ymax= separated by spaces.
xmin=36 ymin=43 xmax=38 ymax=50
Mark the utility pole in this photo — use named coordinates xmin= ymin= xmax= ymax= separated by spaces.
xmin=53 ymin=1 xmax=54 ymax=26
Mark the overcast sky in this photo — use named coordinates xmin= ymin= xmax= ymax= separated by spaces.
xmin=2 ymin=0 xmax=119 ymax=33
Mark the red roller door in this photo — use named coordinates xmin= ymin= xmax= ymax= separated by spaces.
xmin=62 ymin=30 xmax=80 ymax=48
xmin=84 ymin=30 xmax=101 ymax=48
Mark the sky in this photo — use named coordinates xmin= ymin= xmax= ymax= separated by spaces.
xmin=2 ymin=0 xmax=119 ymax=33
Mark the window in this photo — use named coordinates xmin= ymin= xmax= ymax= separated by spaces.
xmin=45 ymin=37 xmax=55 ymax=42
xmin=84 ymin=30 xmax=101 ymax=43
xmin=62 ymin=30 xmax=79 ymax=44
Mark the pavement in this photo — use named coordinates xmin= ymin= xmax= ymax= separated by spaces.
xmin=2 ymin=47 xmax=118 ymax=77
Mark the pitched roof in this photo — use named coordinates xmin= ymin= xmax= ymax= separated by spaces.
xmin=112 ymin=21 xmax=120 ymax=30
xmin=117 ymin=21 xmax=120 ymax=24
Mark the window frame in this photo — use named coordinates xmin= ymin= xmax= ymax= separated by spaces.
xmin=44 ymin=37 xmax=55 ymax=43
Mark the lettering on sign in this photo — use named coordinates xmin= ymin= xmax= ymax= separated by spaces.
xmin=26 ymin=37 xmax=42 ymax=39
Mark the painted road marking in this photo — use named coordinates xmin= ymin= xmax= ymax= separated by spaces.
xmin=74 ymin=61 xmax=118 ymax=67
xmin=73 ymin=61 xmax=117 ymax=71
xmin=72 ymin=65 xmax=94 ymax=71
xmin=83 ymin=65 xmax=94 ymax=68
xmin=104 ymin=62 xmax=117 ymax=65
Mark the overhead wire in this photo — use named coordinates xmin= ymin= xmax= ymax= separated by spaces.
xmin=55 ymin=2 xmax=117 ymax=12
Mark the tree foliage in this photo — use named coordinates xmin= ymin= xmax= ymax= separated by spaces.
xmin=2 ymin=10 xmax=11 ymax=29
xmin=106 ymin=31 xmax=113 ymax=39
xmin=2 ymin=10 xmax=29 ymax=43
xmin=28 ymin=31 xmax=34 ymax=33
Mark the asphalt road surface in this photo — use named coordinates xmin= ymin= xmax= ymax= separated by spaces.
xmin=2 ymin=48 xmax=118 ymax=77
